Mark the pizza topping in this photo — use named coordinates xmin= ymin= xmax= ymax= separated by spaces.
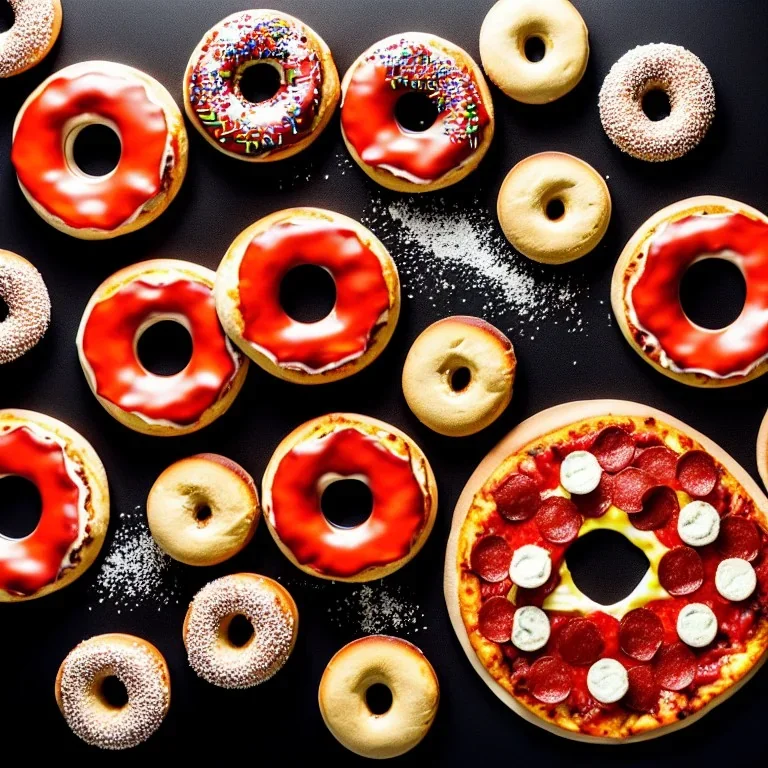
xmin=471 ymin=535 xmax=513 ymax=582
xmin=715 ymin=558 xmax=757 ymax=602
xmin=619 ymin=608 xmax=664 ymax=661
xmin=478 ymin=595 xmax=516 ymax=643
xmin=677 ymin=602 xmax=718 ymax=647
xmin=612 ymin=467 xmax=655 ymax=514
xmin=677 ymin=450 xmax=718 ymax=498
xmin=560 ymin=451 xmax=602 ymax=495
xmin=558 ymin=617 xmax=605 ymax=666
xmin=625 ymin=665 xmax=660 ymax=713
xmin=512 ymin=605 xmax=551 ymax=652
xmin=631 ymin=486 xmax=679 ymax=531
xmin=654 ymin=642 xmax=696 ymax=690
xmin=659 ymin=546 xmax=705 ymax=596
xmin=717 ymin=517 xmax=761 ymax=561
xmin=678 ymin=500 xmax=721 ymax=546
xmin=591 ymin=427 xmax=635 ymax=473
xmin=535 ymin=497 xmax=582 ymax=544
xmin=573 ymin=473 xmax=614 ymax=518
xmin=633 ymin=446 xmax=678 ymax=484
xmin=586 ymin=658 xmax=629 ymax=704
xmin=509 ymin=544 xmax=552 ymax=588
xmin=527 ymin=656 xmax=572 ymax=704
xmin=493 ymin=473 xmax=540 ymax=521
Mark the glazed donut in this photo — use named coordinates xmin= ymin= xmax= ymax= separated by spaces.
xmin=318 ymin=635 xmax=439 ymax=759
xmin=0 ymin=409 xmax=109 ymax=602
xmin=599 ymin=44 xmax=715 ymax=162
xmin=183 ymin=573 xmax=298 ymax=689
xmin=262 ymin=413 xmax=437 ymax=581
xmin=12 ymin=61 xmax=188 ymax=239
xmin=184 ymin=10 xmax=339 ymax=162
xmin=55 ymin=634 xmax=170 ymax=750
xmin=147 ymin=453 xmax=259 ymax=566
xmin=0 ymin=0 xmax=62 ymax=78
xmin=215 ymin=208 xmax=400 ymax=384
xmin=479 ymin=0 xmax=589 ymax=104
xmin=757 ymin=411 xmax=768 ymax=493
xmin=497 ymin=152 xmax=612 ymax=264
xmin=611 ymin=196 xmax=768 ymax=388
xmin=341 ymin=33 xmax=494 ymax=193
xmin=402 ymin=316 xmax=516 ymax=437
xmin=0 ymin=250 xmax=50 ymax=364
xmin=77 ymin=259 xmax=248 ymax=436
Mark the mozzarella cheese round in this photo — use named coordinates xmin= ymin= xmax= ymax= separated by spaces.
xmin=678 ymin=500 xmax=720 ymax=547
xmin=560 ymin=450 xmax=602 ymax=495
xmin=511 ymin=605 xmax=551 ymax=652
xmin=715 ymin=558 xmax=757 ymax=602
xmin=586 ymin=658 xmax=629 ymax=704
xmin=676 ymin=602 xmax=718 ymax=647
xmin=509 ymin=544 xmax=552 ymax=588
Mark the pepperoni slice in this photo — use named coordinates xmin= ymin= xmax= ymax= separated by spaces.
xmin=612 ymin=468 xmax=655 ymax=514
xmin=653 ymin=642 xmax=696 ymax=691
xmin=527 ymin=656 xmax=572 ymax=704
xmin=471 ymin=536 xmax=513 ymax=582
xmin=677 ymin=451 xmax=718 ymax=498
xmin=625 ymin=665 xmax=660 ymax=712
xmin=658 ymin=546 xmax=704 ymax=596
xmin=516 ymin=570 xmax=560 ymax=606
xmin=631 ymin=486 xmax=680 ymax=531
xmin=619 ymin=608 xmax=664 ymax=661
xmin=633 ymin=446 xmax=678 ymax=484
xmin=573 ymin=473 xmax=614 ymax=518
xmin=492 ymin=473 xmax=540 ymax=521
xmin=558 ymin=618 xmax=605 ymax=666
xmin=478 ymin=596 xmax=516 ymax=643
xmin=591 ymin=426 xmax=635 ymax=473
xmin=717 ymin=516 xmax=761 ymax=562
xmin=535 ymin=497 xmax=582 ymax=544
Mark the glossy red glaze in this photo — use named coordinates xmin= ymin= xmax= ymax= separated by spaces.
xmin=12 ymin=68 xmax=171 ymax=231
xmin=81 ymin=276 xmax=239 ymax=425
xmin=630 ymin=213 xmax=768 ymax=377
xmin=0 ymin=427 xmax=83 ymax=595
xmin=237 ymin=220 xmax=391 ymax=372
xmin=270 ymin=427 xmax=429 ymax=577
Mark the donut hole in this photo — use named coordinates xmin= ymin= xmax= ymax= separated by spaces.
xmin=238 ymin=62 xmax=282 ymax=104
xmin=225 ymin=613 xmax=255 ymax=648
xmin=321 ymin=478 xmax=373 ymax=529
xmin=566 ymin=530 xmax=648 ymax=605
xmin=523 ymin=35 xmax=546 ymax=63
xmin=0 ymin=2 xmax=14 ymax=33
xmin=194 ymin=504 xmax=212 ymax=526
xmin=395 ymin=92 xmax=439 ymax=133
xmin=545 ymin=198 xmax=566 ymax=222
xmin=642 ymin=88 xmax=672 ymax=122
xmin=136 ymin=320 xmax=193 ymax=376
xmin=0 ymin=297 xmax=8 ymax=323
xmin=450 ymin=366 xmax=472 ymax=392
xmin=279 ymin=265 xmax=337 ymax=323
xmin=99 ymin=675 xmax=129 ymax=709
xmin=680 ymin=257 xmax=747 ymax=330
xmin=71 ymin=124 xmax=122 ymax=178
xmin=365 ymin=683 xmax=393 ymax=715
xmin=0 ymin=476 xmax=42 ymax=539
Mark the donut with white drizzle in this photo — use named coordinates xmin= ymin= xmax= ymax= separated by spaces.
xmin=0 ymin=0 xmax=62 ymax=78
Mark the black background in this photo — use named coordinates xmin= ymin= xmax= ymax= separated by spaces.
xmin=1 ymin=0 xmax=767 ymax=761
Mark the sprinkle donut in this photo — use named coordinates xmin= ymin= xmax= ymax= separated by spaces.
xmin=184 ymin=10 xmax=339 ymax=161
xmin=341 ymin=33 xmax=494 ymax=192
xmin=183 ymin=573 xmax=298 ymax=689
xmin=0 ymin=250 xmax=50 ymax=365
xmin=55 ymin=634 xmax=170 ymax=750
xmin=599 ymin=43 xmax=715 ymax=162
xmin=12 ymin=61 xmax=188 ymax=239
xmin=0 ymin=0 xmax=62 ymax=78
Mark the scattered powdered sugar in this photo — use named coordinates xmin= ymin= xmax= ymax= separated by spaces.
xmin=328 ymin=582 xmax=427 ymax=636
xmin=89 ymin=507 xmax=180 ymax=613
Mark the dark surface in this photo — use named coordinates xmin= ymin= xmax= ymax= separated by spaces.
xmin=1 ymin=0 xmax=767 ymax=761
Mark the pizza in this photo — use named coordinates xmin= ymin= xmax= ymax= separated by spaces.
xmin=445 ymin=400 xmax=768 ymax=742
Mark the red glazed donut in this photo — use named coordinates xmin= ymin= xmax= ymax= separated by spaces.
xmin=77 ymin=259 xmax=248 ymax=436
xmin=262 ymin=414 xmax=437 ymax=581
xmin=215 ymin=208 xmax=400 ymax=384
xmin=12 ymin=61 xmax=188 ymax=239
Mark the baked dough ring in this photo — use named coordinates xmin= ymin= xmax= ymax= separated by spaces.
xmin=0 ymin=0 xmax=62 ymax=78
xmin=318 ymin=635 xmax=439 ymax=758
xmin=497 ymin=152 xmax=611 ymax=264
xmin=479 ymin=0 xmax=589 ymax=104
xmin=402 ymin=316 xmax=516 ymax=436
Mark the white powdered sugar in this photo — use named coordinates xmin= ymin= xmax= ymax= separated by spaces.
xmin=329 ymin=582 xmax=427 ymax=636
